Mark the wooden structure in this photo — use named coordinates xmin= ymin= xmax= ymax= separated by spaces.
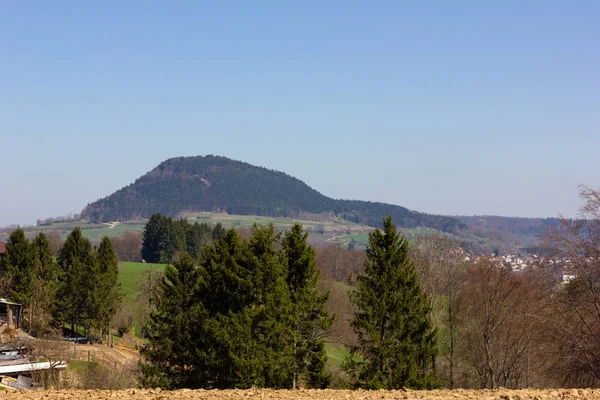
xmin=0 ymin=299 xmax=21 ymax=329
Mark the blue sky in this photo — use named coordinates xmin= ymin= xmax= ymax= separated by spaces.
xmin=1 ymin=1 xmax=599 ymax=225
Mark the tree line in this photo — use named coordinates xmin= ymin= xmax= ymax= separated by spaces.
xmin=140 ymin=186 xmax=600 ymax=390
xmin=139 ymin=223 xmax=334 ymax=388
xmin=141 ymin=213 xmax=226 ymax=263
xmin=0 ymin=227 xmax=121 ymax=339
xmin=3 ymin=186 xmax=599 ymax=390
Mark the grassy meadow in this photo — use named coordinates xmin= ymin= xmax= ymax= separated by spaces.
xmin=118 ymin=261 xmax=167 ymax=304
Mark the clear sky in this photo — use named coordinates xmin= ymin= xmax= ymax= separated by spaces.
xmin=1 ymin=1 xmax=598 ymax=226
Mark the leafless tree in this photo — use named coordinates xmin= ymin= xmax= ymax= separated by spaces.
xmin=30 ymin=332 xmax=72 ymax=388
xmin=110 ymin=232 xmax=143 ymax=262
xmin=134 ymin=268 xmax=164 ymax=337
xmin=46 ymin=231 xmax=63 ymax=255
xmin=316 ymin=243 xmax=365 ymax=283
xmin=541 ymin=186 xmax=600 ymax=386
xmin=458 ymin=258 xmax=549 ymax=389
xmin=410 ymin=235 xmax=466 ymax=388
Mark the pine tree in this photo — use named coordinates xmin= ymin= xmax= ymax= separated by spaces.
xmin=139 ymin=253 xmax=209 ymax=389
xmin=142 ymin=214 xmax=191 ymax=263
xmin=199 ymin=227 xmax=259 ymax=388
xmin=56 ymin=227 xmax=96 ymax=335
xmin=248 ymin=224 xmax=295 ymax=388
xmin=30 ymin=233 xmax=59 ymax=334
xmin=283 ymin=223 xmax=334 ymax=388
xmin=344 ymin=216 xmax=439 ymax=389
xmin=1 ymin=228 xmax=34 ymax=306
xmin=94 ymin=237 xmax=122 ymax=335
xmin=142 ymin=213 xmax=170 ymax=263
xmin=141 ymin=225 xmax=299 ymax=389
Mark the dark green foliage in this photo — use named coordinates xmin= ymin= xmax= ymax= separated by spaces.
xmin=82 ymin=155 xmax=464 ymax=233
xmin=0 ymin=227 xmax=122 ymax=336
xmin=94 ymin=237 xmax=122 ymax=330
xmin=344 ymin=216 xmax=439 ymax=389
xmin=139 ymin=254 xmax=208 ymax=389
xmin=56 ymin=227 xmax=97 ymax=330
xmin=246 ymin=224 xmax=295 ymax=388
xmin=283 ymin=224 xmax=334 ymax=388
xmin=141 ymin=213 xmax=226 ymax=263
xmin=141 ymin=213 xmax=181 ymax=264
xmin=140 ymin=223 xmax=331 ymax=389
xmin=0 ymin=228 xmax=34 ymax=306
xmin=30 ymin=233 xmax=59 ymax=334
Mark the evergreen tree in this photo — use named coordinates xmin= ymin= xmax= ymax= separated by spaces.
xmin=30 ymin=233 xmax=59 ymax=334
xmin=141 ymin=225 xmax=300 ymax=389
xmin=1 ymin=228 xmax=34 ymax=306
xmin=283 ymin=223 xmax=333 ymax=388
xmin=56 ymin=227 xmax=96 ymax=334
xmin=343 ymin=216 xmax=439 ymax=389
xmin=247 ymin=224 xmax=295 ymax=388
xmin=212 ymin=222 xmax=226 ymax=241
xmin=139 ymin=253 xmax=209 ymax=389
xmin=142 ymin=213 xmax=172 ymax=263
xmin=94 ymin=237 xmax=122 ymax=333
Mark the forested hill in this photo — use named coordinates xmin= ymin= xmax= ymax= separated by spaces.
xmin=456 ymin=215 xmax=562 ymax=242
xmin=81 ymin=155 xmax=465 ymax=233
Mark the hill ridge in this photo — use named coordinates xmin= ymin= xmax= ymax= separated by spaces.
xmin=81 ymin=155 xmax=465 ymax=233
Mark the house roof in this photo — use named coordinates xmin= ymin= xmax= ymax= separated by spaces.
xmin=0 ymin=298 xmax=21 ymax=306
xmin=0 ymin=241 xmax=5 ymax=254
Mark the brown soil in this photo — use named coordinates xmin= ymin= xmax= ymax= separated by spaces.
xmin=3 ymin=389 xmax=600 ymax=400
xmin=71 ymin=344 xmax=141 ymax=368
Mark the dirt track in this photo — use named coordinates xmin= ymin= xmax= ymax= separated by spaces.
xmin=3 ymin=389 xmax=600 ymax=400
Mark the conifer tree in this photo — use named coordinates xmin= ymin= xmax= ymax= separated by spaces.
xmin=139 ymin=253 xmax=209 ymax=389
xmin=56 ymin=227 xmax=97 ymax=335
xmin=283 ymin=223 xmax=333 ymax=388
xmin=199 ymin=227 xmax=259 ymax=388
xmin=344 ymin=216 xmax=438 ymax=389
xmin=30 ymin=233 xmax=59 ymax=334
xmin=248 ymin=224 xmax=295 ymax=388
xmin=1 ymin=228 xmax=34 ymax=306
xmin=141 ymin=213 xmax=171 ymax=263
xmin=94 ymin=237 xmax=122 ymax=335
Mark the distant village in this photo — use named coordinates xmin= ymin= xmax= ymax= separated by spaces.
xmin=464 ymin=251 xmax=577 ymax=284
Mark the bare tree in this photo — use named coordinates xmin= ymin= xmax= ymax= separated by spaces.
xmin=541 ymin=186 xmax=600 ymax=386
xmin=30 ymin=332 xmax=72 ymax=388
xmin=316 ymin=243 xmax=365 ymax=283
xmin=46 ymin=231 xmax=63 ymax=255
xmin=410 ymin=235 xmax=466 ymax=388
xmin=134 ymin=268 xmax=164 ymax=337
xmin=458 ymin=258 xmax=549 ymax=389
xmin=110 ymin=232 xmax=143 ymax=262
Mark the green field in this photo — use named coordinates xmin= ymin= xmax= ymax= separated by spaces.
xmin=118 ymin=262 xmax=167 ymax=304
xmin=2 ymin=213 xmax=372 ymax=245
xmin=335 ymin=233 xmax=370 ymax=246
xmin=325 ymin=343 xmax=351 ymax=370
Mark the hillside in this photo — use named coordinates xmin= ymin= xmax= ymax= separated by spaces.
xmin=81 ymin=155 xmax=464 ymax=233
xmin=456 ymin=215 xmax=562 ymax=244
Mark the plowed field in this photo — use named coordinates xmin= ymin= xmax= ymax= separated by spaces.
xmin=4 ymin=389 xmax=600 ymax=400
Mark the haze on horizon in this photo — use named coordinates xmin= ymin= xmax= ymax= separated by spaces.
xmin=1 ymin=1 xmax=598 ymax=226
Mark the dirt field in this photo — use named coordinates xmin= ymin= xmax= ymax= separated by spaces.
xmin=3 ymin=389 xmax=600 ymax=400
